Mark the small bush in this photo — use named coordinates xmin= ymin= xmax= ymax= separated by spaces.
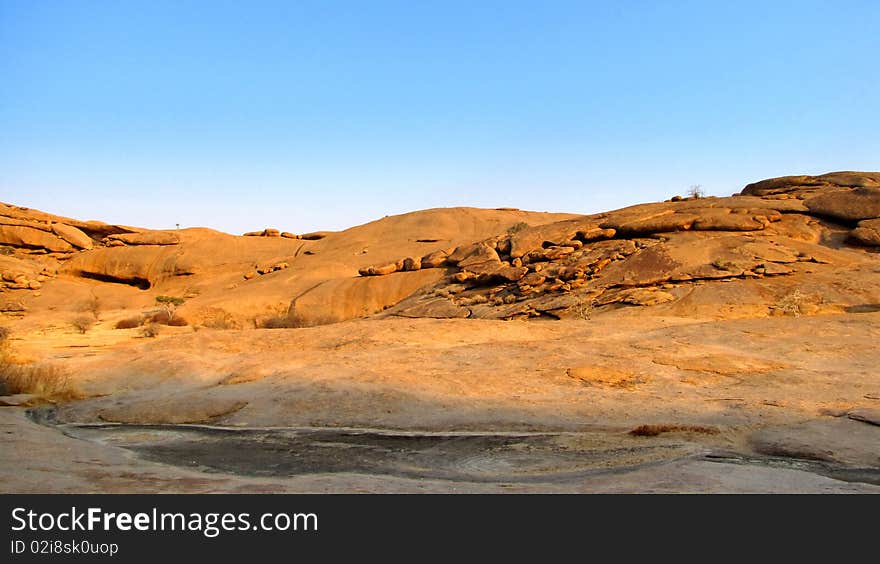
xmin=71 ymin=316 xmax=94 ymax=334
xmin=166 ymin=316 xmax=188 ymax=327
xmin=0 ymin=326 xmax=9 ymax=343
xmin=141 ymin=323 xmax=161 ymax=338
xmin=0 ymin=246 xmax=14 ymax=256
xmin=155 ymin=295 xmax=185 ymax=307
xmin=154 ymin=295 xmax=186 ymax=324
xmin=114 ymin=316 xmax=143 ymax=329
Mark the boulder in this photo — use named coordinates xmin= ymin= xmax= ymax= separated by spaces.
xmin=446 ymin=242 xmax=484 ymax=264
xmin=420 ymin=250 xmax=449 ymax=268
xmin=358 ymin=262 xmax=400 ymax=276
xmin=816 ymin=171 xmax=880 ymax=188
xmin=740 ymin=175 xmax=818 ymax=196
xmin=0 ymin=224 xmax=73 ymax=252
xmin=519 ymin=272 xmax=546 ymax=287
xmin=468 ymin=263 xmax=528 ymax=282
xmin=691 ymin=209 xmax=780 ymax=231
xmin=299 ymin=232 xmax=330 ymax=241
xmin=849 ymin=218 xmax=880 ymax=246
xmin=508 ymin=220 xmax=589 ymax=258
xmin=602 ymin=211 xmax=699 ymax=236
xmin=741 ymin=171 xmax=880 ymax=197
xmin=457 ymin=244 xmax=501 ymax=269
xmin=805 ymin=187 xmax=880 ymax=223
xmin=51 ymin=223 xmax=93 ymax=249
xmin=617 ymin=288 xmax=676 ymax=306
xmin=576 ymin=227 xmax=616 ymax=242
xmin=108 ymin=231 xmax=180 ymax=246
xmin=402 ymin=257 xmax=422 ymax=271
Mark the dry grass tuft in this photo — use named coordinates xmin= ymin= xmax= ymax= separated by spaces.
xmin=0 ymin=351 xmax=81 ymax=402
xmin=629 ymin=424 xmax=719 ymax=437
xmin=260 ymin=313 xmax=335 ymax=329
xmin=200 ymin=308 xmax=239 ymax=330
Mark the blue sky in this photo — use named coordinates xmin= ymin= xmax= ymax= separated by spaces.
xmin=1 ymin=1 xmax=878 ymax=233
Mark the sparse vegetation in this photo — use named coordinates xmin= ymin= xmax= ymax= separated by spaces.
xmin=773 ymin=289 xmax=822 ymax=317
xmin=71 ymin=315 xmax=95 ymax=334
xmin=507 ymin=222 xmax=530 ymax=234
xmin=155 ymin=295 xmax=185 ymax=321
xmin=571 ymin=295 xmax=598 ymax=320
xmin=166 ymin=316 xmax=188 ymax=327
xmin=0 ymin=333 xmax=80 ymax=401
xmin=629 ymin=424 xmax=719 ymax=437
xmin=260 ymin=313 xmax=334 ymax=329
xmin=0 ymin=246 xmax=14 ymax=256
xmin=141 ymin=323 xmax=161 ymax=338
xmin=261 ymin=314 xmax=305 ymax=329
xmin=687 ymin=184 xmax=705 ymax=199
xmin=200 ymin=308 xmax=239 ymax=330
xmin=79 ymin=295 xmax=101 ymax=320
xmin=114 ymin=316 xmax=143 ymax=329
xmin=146 ymin=310 xmax=188 ymax=326
xmin=0 ymin=362 xmax=78 ymax=401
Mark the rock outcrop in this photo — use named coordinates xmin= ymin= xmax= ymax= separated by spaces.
xmin=358 ymin=171 xmax=880 ymax=321
xmin=105 ymin=232 xmax=180 ymax=246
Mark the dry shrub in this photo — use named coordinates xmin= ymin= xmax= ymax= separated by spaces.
xmin=774 ymin=289 xmax=818 ymax=317
xmin=166 ymin=316 xmax=188 ymax=327
xmin=141 ymin=323 xmax=161 ymax=338
xmin=144 ymin=311 xmax=187 ymax=326
xmin=79 ymin=295 xmax=101 ymax=319
xmin=260 ymin=313 xmax=334 ymax=329
xmin=0 ymin=356 xmax=80 ymax=401
xmin=146 ymin=311 xmax=172 ymax=324
xmin=571 ymin=295 xmax=598 ymax=320
xmin=507 ymin=221 xmax=530 ymax=234
xmin=629 ymin=424 xmax=719 ymax=437
xmin=71 ymin=315 xmax=95 ymax=334
xmin=261 ymin=315 xmax=303 ymax=329
xmin=201 ymin=308 xmax=239 ymax=330
xmin=114 ymin=316 xmax=143 ymax=329
xmin=0 ymin=326 xmax=9 ymax=343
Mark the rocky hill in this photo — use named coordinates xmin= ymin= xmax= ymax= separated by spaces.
xmin=2 ymin=171 xmax=878 ymax=328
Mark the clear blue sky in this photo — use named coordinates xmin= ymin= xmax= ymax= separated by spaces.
xmin=1 ymin=1 xmax=878 ymax=233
